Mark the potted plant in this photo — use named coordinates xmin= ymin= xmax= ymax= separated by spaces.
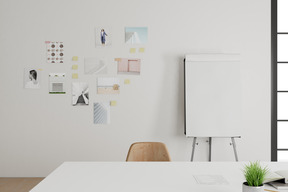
xmin=242 ymin=161 xmax=269 ymax=192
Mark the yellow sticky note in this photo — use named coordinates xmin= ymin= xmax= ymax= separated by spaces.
xmin=114 ymin=58 xmax=121 ymax=61
xmin=72 ymin=56 xmax=78 ymax=61
xmin=130 ymin=48 xmax=136 ymax=53
xmin=139 ymin=48 xmax=145 ymax=53
xmin=72 ymin=73 xmax=78 ymax=79
xmin=124 ymin=79 xmax=130 ymax=84
xmin=38 ymin=68 xmax=43 ymax=71
xmin=110 ymin=101 xmax=117 ymax=106
xmin=72 ymin=65 xmax=78 ymax=70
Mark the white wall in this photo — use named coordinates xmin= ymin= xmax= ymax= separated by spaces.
xmin=0 ymin=0 xmax=271 ymax=177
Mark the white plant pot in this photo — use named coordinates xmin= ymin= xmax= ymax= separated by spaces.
xmin=242 ymin=182 xmax=264 ymax=192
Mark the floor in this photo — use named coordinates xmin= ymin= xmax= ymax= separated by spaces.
xmin=0 ymin=178 xmax=44 ymax=192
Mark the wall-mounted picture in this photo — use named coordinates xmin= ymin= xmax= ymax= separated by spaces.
xmin=49 ymin=73 xmax=66 ymax=94
xmin=95 ymin=27 xmax=112 ymax=47
xmin=115 ymin=58 xmax=141 ymax=75
xmin=84 ymin=57 xmax=107 ymax=75
xmin=72 ymin=82 xmax=89 ymax=106
xmin=97 ymin=77 xmax=120 ymax=94
xmin=125 ymin=27 xmax=148 ymax=44
xmin=45 ymin=41 xmax=64 ymax=63
xmin=24 ymin=68 xmax=41 ymax=89
xmin=93 ymin=102 xmax=110 ymax=124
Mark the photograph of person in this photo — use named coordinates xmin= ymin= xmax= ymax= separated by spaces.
xmin=95 ymin=27 xmax=111 ymax=47
xmin=24 ymin=68 xmax=40 ymax=89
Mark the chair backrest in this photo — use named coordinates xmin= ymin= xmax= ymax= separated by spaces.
xmin=126 ymin=142 xmax=171 ymax=161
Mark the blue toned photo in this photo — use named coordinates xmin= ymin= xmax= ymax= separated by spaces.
xmin=125 ymin=27 xmax=148 ymax=44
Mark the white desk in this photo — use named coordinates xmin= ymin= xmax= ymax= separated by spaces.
xmin=30 ymin=162 xmax=288 ymax=192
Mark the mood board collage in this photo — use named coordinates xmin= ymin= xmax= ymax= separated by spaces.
xmin=23 ymin=27 xmax=148 ymax=125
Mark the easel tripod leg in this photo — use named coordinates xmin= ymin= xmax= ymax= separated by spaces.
xmin=208 ymin=137 xmax=212 ymax=162
xmin=231 ymin=137 xmax=239 ymax=161
xmin=191 ymin=137 xmax=197 ymax=162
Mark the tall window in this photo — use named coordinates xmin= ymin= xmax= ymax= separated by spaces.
xmin=272 ymin=0 xmax=288 ymax=161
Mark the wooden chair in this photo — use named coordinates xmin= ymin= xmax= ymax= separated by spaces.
xmin=126 ymin=142 xmax=171 ymax=161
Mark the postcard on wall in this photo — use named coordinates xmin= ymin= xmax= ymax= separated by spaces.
xmin=95 ymin=27 xmax=112 ymax=47
xmin=49 ymin=73 xmax=66 ymax=94
xmin=125 ymin=27 xmax=148 ymax=44
xmin=72 ymin=82 xmax=89 ymax=106
xmin=45 ymin=41 xmax=64 ymax=63
xmin=93 ymin=102 xmax=110 ymax=124
xmin=115 ymin=58 xmax=141 ymax=75
xmin=97 ymin=77 xmax=120 ymax=94
xmin=84 ymin=57 xmax=107 ymax=75
xmin=24 ymin=68 xmax=41 ymax=89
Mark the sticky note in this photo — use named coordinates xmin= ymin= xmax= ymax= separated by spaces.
xmin=72 ymin=73 xmax=78 ymax=79
xmin=114 ymin=58 xmax=121 ymax=61
xmin=124 ymin=79 xmax=130 ymax=84
xmin=72 ymin=65 xmax=78 ymax=70
xmin=110 ymin=101 xmax=117 ymax=106
xmin=38 ymin=68 xmax=43 ymax=71
xmin=130 ymin=48 xmax=136 ymax=53
xmin=72 ymin=56 xmax=78 ymax=61
xmin=139 ymin=48 xmax=145 ymax=53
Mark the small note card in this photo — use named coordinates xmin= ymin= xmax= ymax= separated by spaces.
xmin=72 ymin=73 xmax=78 ymax=79
xmin=72 ymin=65 xmax=78 ymax=70
xmin=124 ymin=79 xmax=130 ymax=84
xmin=72 ymin=56 xmax=78 ymax=61
xmin=110 ymin=101 xmax=117 ymax=106
xmin=130 ymin=48 xmax=136 ymax=53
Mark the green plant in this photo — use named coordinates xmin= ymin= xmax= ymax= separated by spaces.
xmin=243 ymin=161 xmax=269 ymax=187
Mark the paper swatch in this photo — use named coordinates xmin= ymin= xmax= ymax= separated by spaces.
xmin=139 ymin=47 xmax=145 ymax=53
xmin=72 ymin=73 xmax=78 ymax=79
xmin=72 ymin=56 xmax=78 ymax=61
xmin=110 ymin=101 xmax=117 ymax=106
xmin=94 ymin=102 xmax=110 ymax=124
xmin=130 ymin=48 xmax=136 ymax=53
xmin=72 ymin=82 xmax=89 ymax=106
xmin=72 ymin=65 xmax=78 ymax=70
xmin=84 ymin=57 xmax=107 ymax=75
xmin=116 ymin=58 xmax=141 ymax=75
xmin=49 ymin=73 xmax=66 ymax=94
xmin=124 ymin=79 xmax=130 ymax=84
xmin=194 ymin=175 xmax=229 ymax=185
xmin=46 ymin=41 xmax=64 ymax=63
xmin=97 ymin=77 xmax=120 ymax=94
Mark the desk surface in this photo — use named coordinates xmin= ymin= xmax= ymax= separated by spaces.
xmin=30 ymin=162 xmax=288 ymax=192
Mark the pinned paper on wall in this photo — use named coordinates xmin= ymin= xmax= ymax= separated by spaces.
xmin=49 ymin=73 xmax=66 ymax=94
xmin=110 ymin=101 xmax=117 ymax=106
xmin=46 ymin=41 xmax=64 ymax=63
xmin=95 ymin=27 xmax=112 ymax=47
xmin=97 ymin=77 xmax=120 ymax=94
xmin=94 ymin=102 xmax=110 ymax=124
xmin=72 ymin=82 xmax=89 ymax=106
xmin=129 ymin=48 xmax=136 ymax=53
xmin=24 ymin=68 xmax=41 ymax=89
xmin=124 ymin=79 xmax=130 ymax=84
xmin=72 ymin=65 xmax=78 ymax=70
xmin=84 ymin=57 xmax=107 ymax=75
xmin=116 ymin=58 xmax=141 ymax=75
xmin=139 ymin=47 xmax=145 ymax=53
xmin=72 ymin=73 xmax=78 ymax=79
xmin=125 ymin=27 xmax=148 ymax=44
xmin=72 ymin=56 xmax=78 ymax=61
